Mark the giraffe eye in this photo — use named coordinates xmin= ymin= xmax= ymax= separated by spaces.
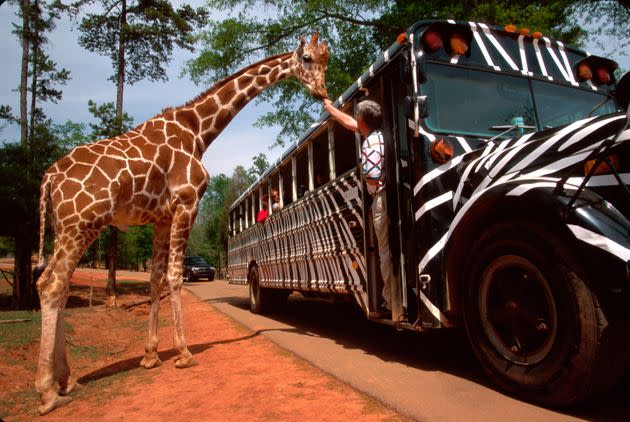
xmin=302 ymin=54 xmax=312 ymax=63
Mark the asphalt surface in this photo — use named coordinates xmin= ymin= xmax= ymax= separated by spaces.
xmin=185 ymin=279 xmax=630 ymax=422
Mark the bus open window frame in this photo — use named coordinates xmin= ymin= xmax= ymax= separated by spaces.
xmin=332 ymin=104 xmax=359 ymax=175
xmin=295 ymin=145 xmax=309 ymax=198
xmin=279 ymin=162 xmax=293 ymax=207
xmin=311 ymin=127 xmax=330 ymax=189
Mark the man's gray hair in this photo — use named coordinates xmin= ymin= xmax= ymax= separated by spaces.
xmin=355 ymin=99 xmax=383 ymax=130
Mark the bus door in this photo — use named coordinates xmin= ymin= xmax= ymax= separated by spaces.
xmin=361 ymin=75 xmax=410 ymax=322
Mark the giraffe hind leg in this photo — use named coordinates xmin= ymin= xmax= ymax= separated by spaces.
xmin=140 ymin=221 xmax=170 ymax=369
xmin=167 ymin=206 xmax=196 ymax=368
xmin=35 ymin=229 xmax=100 ymax=414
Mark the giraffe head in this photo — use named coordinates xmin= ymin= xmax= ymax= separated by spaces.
xmin=293 ymin=33 xmax=329 ymax=100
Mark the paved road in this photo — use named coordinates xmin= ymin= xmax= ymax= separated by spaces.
xmin=185 ymin=280 xmax=630 ymax=422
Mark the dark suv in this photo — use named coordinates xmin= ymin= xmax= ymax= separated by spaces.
xmin=183 ymin=256 xmax=216 ymax=281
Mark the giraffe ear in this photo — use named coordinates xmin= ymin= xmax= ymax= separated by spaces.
xmin=297 ymin=35 xmax=306 ymax=55
xmin=309 ymin=32 xmax=319 ymax=46
xmin=319 ymin=40 xmax=329 ymax=61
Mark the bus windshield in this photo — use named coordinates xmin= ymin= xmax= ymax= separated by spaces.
xmin=423 ymin=63 xmax=617 ymax=139
xmin=532 ymin=80 xmax=616 ymax=129
xmin=423 ymin=64 xmax=535 ymax=138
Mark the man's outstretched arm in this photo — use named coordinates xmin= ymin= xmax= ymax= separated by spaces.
xmin=323 ymin=99 xmax=358 ymax=133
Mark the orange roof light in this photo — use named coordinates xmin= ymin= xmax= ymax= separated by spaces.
xmin=450 ymin=33 xmax=468 ymax=55
xmin=577 ymin=63 xmax=593 ymax=81
xmin=519 ymin=27 xmax=530 ymax=36
xmin=532 ymin=31 xmax=543 ymax=39
xmin=505 ymin=24 xmax=517 ymax=33
xmin=596 ymin=67 xmax=611 ymax=84
xmin=423 ymin=30 xmax=443 ymax=52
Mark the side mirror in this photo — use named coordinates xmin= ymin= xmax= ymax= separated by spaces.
xmin=405 ymin=95 xmax=429 ymax=119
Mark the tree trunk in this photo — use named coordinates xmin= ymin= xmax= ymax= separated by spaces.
xmin=116 ymin=0 xmax=126 ymax=119
xmin=20 ymin=0 xmax=30 ymax=147
xmin=13 ymin=222 xmax=37 ymax=309
xmin=105 ymin=0 xmax=128 ymax=307
xmin=29 ymin=5 xmax=38 ymax=138
xmin=105 ymin=227 xmax=118 ymax=307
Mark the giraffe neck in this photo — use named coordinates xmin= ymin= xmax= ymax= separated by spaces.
xmin=166 ymin=52 xmax=295 ymax=155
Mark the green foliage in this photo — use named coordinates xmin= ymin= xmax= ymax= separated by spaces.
xmin=0 ymin=237 xmax=16 ymax=258
xmin=247 ymin=153 xmax=269 ymax=180
xmin=0 ymin=122 xmax=67 ymax=239
xmin=118 ymin=225 xmax=153 ymax=271
xmin=188 ymin=159 xmax=260 ymax=270
xmin=87 ymin=100 xmax=134 ymax=139
xmin=0 ymin=310 xmax=41 ymax=348
xmin=75 ymin=0 xmax=208 ymax=85
xmin=187 ymin=0 xmax=628 ymax=147
xmin=51 ymin=119 xmax=91 ymax=150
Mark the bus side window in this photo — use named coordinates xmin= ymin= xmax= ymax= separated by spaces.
xmin=333 ymin=119 xmax=358 ymax=174
xmin=269 ymin=173 xmax=282 ymax=212
xmin=280 ymin=162 xmax=292 ymax=207
xmin=313 ymin=130 xmax=329 ymax=188
xmin=296 ymin=146 xmax=309 ymax=198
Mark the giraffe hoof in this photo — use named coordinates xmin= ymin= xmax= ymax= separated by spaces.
xmin=174 ymin=354 xmax=196 ymax=368
xmin=140 ymin=355 xmax=162 ymax=369
xmin=59 ymin=378 xmax=81 ymax=396
xmin=39 ymin=394 xmax=73 ymax=415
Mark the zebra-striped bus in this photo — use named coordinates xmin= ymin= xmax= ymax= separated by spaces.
xmin=227 ymin=19 xmax=630 ymax=406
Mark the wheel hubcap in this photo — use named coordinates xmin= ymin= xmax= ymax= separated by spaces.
xmin=479 ymin=255 xmax=557 ymax=365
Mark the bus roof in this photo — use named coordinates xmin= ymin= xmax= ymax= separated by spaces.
xmin=229 ymin=19 xmax=617 ymax=211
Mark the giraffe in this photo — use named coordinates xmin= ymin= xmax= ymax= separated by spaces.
xmin=33 ymin=33 xmax=329 ymax=415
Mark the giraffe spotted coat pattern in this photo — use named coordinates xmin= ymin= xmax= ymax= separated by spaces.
xmin=33 ymin=34 xmax=329 ymax=415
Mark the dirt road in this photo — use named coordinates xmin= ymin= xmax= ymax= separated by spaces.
xmin=0 ymin=268 xmax=405 ymax=421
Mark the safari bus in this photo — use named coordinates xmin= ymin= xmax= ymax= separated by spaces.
xmin=226 ymin=19 xmax=630 ymax=406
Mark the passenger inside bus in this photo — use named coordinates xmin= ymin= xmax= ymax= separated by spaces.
xmin=271 ymin=189 xmax=282 ymax=211
xmin=257 ymin=194 xmax=269 ymax=224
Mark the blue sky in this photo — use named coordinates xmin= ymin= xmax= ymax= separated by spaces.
xmin=1 ymin=2 xmax=627 ymax=179
xmin=0 ymin=1 xmax=285 ymax=177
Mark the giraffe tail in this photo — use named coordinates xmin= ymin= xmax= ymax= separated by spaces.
xmin=37 ymin=174 xmax=52 ymax=268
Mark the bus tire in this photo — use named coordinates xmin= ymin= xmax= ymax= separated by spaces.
xmin=248 ymin=265 xmax=272 ymax=314
xmin=462 ymin=219 xmax=625 ymax=407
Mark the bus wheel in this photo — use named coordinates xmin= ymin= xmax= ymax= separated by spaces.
xmin=463 ymin=220 xmax=623 ymax=407
xmin=248 ymin=265 xmax=272 ymax=314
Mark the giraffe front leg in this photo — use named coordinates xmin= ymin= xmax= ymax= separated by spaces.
xmin=167 ymin=206 xmax=197 ymax=368
xmin=140 ymin=221 xmax=170 ymax=369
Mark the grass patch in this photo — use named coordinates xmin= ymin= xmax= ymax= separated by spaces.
xmin=117 ymin=280 xmax=149 ymax=295
xmin=0 ymin=310 xmax=41 ymax=348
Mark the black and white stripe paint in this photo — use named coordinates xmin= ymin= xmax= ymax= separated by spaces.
xmin=228 ymin=171 xmax=370 ymax=310
xmin=413 ymin=113 xmax=630 ymax=276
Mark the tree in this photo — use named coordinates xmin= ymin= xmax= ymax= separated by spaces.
xmin=187 ymin=157 xmax=262 ymax=274
xmin=68 ymin=0 xmax=207 ymax=303
xmin=0 ymin=122 xmax=66 ymax=308
xmin=2 ymin=0 xmax=69 ymax=308
xmin=247 ymin=152 xmax=269 ymax=181
xmin=186 ymin=0 xmax=628 ymax=147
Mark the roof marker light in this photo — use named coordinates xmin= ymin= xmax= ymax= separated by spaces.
xmin=423 ymin=30 xmax=443 ymax=52
xmin=450 ymin=33 xmax=468 ymax=56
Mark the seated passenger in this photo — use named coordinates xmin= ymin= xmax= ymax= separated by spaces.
xmin=271 ymin=189 xmax=282 ymax=211
xmin=257 ymin=195 xmax=269 ymax=224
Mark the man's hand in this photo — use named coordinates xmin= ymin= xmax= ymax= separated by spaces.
xmin=322 ymin=98 xmax=334 ymax=113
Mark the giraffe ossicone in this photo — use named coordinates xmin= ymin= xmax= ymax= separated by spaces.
xmin=33 ymin=33 xmax=329 ymax=415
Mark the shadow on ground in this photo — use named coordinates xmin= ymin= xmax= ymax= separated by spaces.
xmin=203 ymin=292 xmax=630 ymax=422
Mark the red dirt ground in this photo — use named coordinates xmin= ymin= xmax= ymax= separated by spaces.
xmin=0 ymin=268 xmax=406 ymax=421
